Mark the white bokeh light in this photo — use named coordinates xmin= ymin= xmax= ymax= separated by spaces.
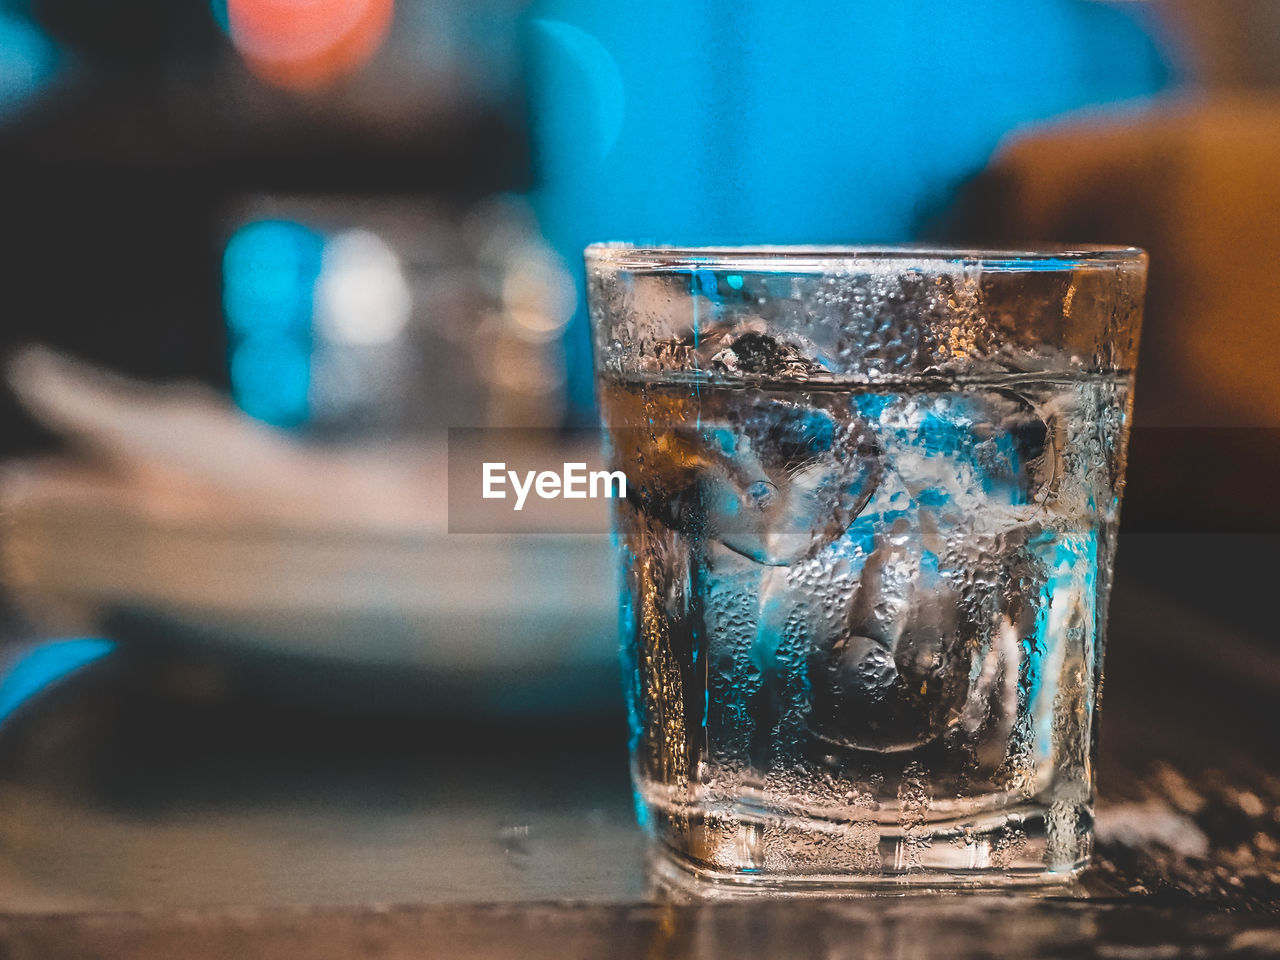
xmin=315 ymin=229 xmax=412 ymax=346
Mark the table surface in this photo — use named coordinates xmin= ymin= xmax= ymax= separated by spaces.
xmin=0 ymin=534 xmax=1277 ymax=958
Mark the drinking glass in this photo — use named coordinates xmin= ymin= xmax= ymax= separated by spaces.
xmin=586 ymin=244 xmax=1146 ymax=887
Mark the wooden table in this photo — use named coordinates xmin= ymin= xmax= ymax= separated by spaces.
xmin=0 ymin=535 xmax=1277 ymax=957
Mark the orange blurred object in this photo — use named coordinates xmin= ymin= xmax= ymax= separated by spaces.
xmin=226 ymin=0 xmax=394 ymax=91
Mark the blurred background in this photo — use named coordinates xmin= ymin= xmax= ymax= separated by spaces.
xmin=0 ymin=0 xmax=1278 ymax=914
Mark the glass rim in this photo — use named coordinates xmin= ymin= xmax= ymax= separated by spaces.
xmin=584 ymin=242 xmax=1147 ymax=272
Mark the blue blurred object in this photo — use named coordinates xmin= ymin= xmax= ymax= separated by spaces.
xmin=523 ymin=0 xmax=1175 ymax=420
xmin=0 ymin=11 xmax=60 ymax=120
xmin=0 ymin=638 xmax=114 ymax=724
xmin=209 ymin=0 xmax=230 ymax=34
xmin=222 ymin=220 xmax=324 ymax=428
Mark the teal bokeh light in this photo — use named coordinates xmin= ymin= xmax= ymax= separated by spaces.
xmin=0 ymin=12 xmax=60 ymax=121
xmin=228 ymin=338 xmax=312 ymax=428
xmin=209 ymin=0 xmax=230 ymax=34
xmin=0 ymin=639 xmax=114 ymax=724
xmin=222 ymin=220 xmax=324 ymax=428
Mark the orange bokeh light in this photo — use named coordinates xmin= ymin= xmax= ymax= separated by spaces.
xmin=226 ymin=0 xmax=394 ymax=91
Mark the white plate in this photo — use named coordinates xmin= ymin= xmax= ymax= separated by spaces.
xmin=2 ymin=462 xmax=620 ymax=685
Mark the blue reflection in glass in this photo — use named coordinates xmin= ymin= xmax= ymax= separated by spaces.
xmin=0 ymin=638 xmax=114 ymax=724
xmin=223 ymin=220 xmax=324 ymax=428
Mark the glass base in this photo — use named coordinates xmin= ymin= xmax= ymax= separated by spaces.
xmin=643 ymin=800 xmax=1091 ymax=892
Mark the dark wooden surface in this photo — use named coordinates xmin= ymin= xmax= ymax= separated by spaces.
xmin=0 ymin=534 xmax=1276 ymax=957
xmin=2 ymin=900 xmax=1280 ymax=960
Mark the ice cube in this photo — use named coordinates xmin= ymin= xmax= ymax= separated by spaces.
xmin=805 ymin=529 xmax=973 ymax=753
xmin=876 ymin=390 xmax=1053 ymax=522
xmin=698 ymin=398 xmax=883 ymax=565
xmin=709 ymin=331 xmax=816 ymax=379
